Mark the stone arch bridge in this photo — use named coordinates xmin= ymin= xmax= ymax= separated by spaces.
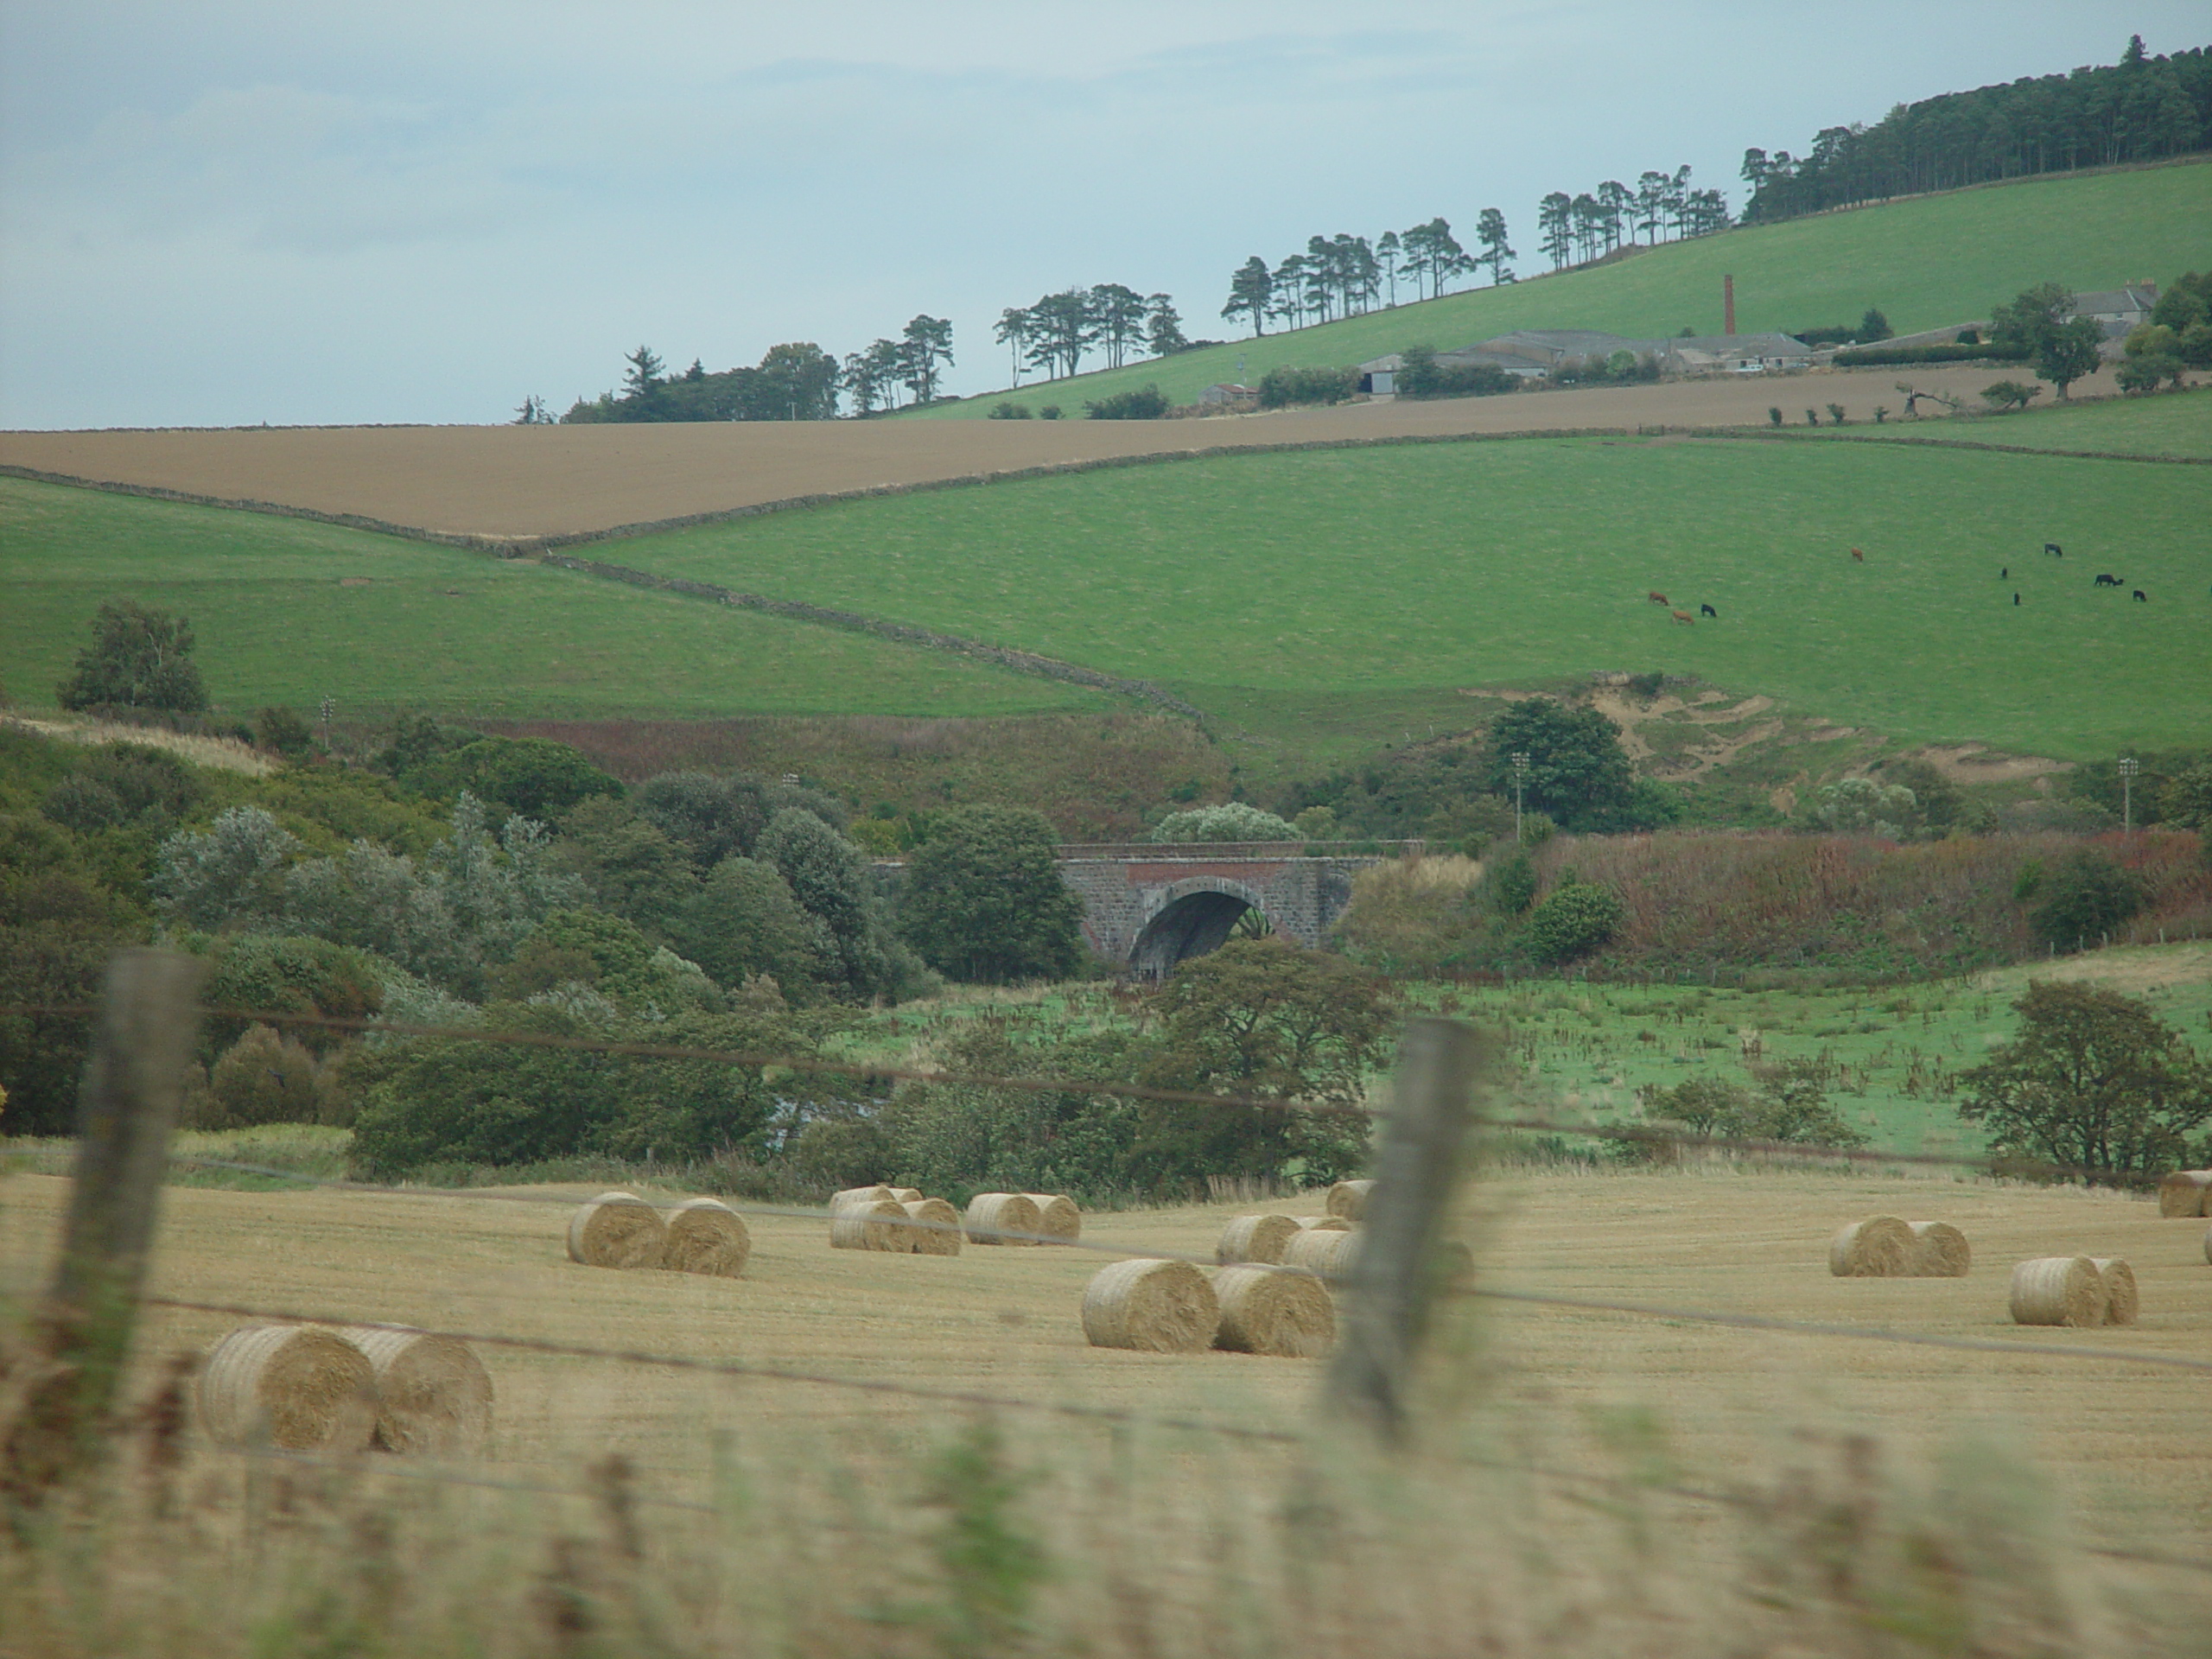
xmin=1055 ymin=842 xmax=1418 ymax=977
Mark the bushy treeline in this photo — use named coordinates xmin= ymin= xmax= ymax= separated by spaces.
xmin=560 ymin=342 xmax=843 ymax=424
xmin=0 ymin=714 xmax=1096 ymax=1153
xmin=1742 ymin=37 xmax=2212 ymax=223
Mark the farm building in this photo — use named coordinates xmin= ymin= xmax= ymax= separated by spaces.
xmin=1662 ymin=332 xmax=1815 ymax=373
xmin=2067 ymin=283 xmax=2158 ymax=336
xmin=1198 ymin=383 xmax=1258 ymax=406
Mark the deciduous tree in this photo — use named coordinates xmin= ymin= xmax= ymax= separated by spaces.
xmin=56 ymin=601 xmax=208 ymax=714
xmin=1955 ymin=981 xmax=2212 ymax=1181
xmin=899 ymin=805 xmax=1084 ymax=984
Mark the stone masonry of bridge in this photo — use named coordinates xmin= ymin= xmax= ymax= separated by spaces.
xmin=1055 ymin=842 xmax=1415 ymax=977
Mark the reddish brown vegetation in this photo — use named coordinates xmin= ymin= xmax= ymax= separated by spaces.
xmin=1531 ymin=830 xmax=2208 ymax=975
xmin=480 ymin=713 xmax=1229 ymax=840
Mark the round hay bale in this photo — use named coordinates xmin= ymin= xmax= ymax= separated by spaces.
xmin=1081 ymin=1258 xmax=1218 ymax=1354
xmin=2157 ymin=1170 xmax=2212 ymax=1218
xmin=830 ymin=1185 xmax=896 ymax=1211
xmin=1294 ymin=1215 xmax=1352 ymax=1232
xmin=1216 ymin=1213 xmax=1300 ymax=1266
xmin=886 ymin=1187 xmax=923 ymax=1204
xmin=2009 ymin=1256 xmax=2106 ymax=1327
xmin=1281 ymin=1227 xmax=1360 ymax=1282
xmin=1325 ymin=1179 xmax=1375 ymax=1221
xmin=1209 ymin=1265 xmax=1336 ymax=1358
xmin=965 ymin=1192 xmax=1043 ymax=1246
xmin=1021 ymin=1193 xmax=1082 ymax=1243
xmin=335 ymin=1325 xmax=493 ymax=1456
xmin=1908 ymin=1222 xmax=1971 ymax=1278
xmin=566 ymin=1192 xmax=667 ymax=1269
xmin=2091 ymin=1258 xmax=2138 ymax=1325
xmin=661 ymin=1198 xmax=751 ymax=1276
xmin=900 ymin=1197 xmax=963 ymax=1255
xmin=198 ymin=1325 xmax=376 ymax=1452
xmin=1828 ymin=1216 xmax=1915 ymax=1277
xmin=830 ymin=1198 xmax=911 ymax=1252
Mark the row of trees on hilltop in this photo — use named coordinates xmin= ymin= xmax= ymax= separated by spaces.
xmin=1220 ymin=216 xmax=1514 ymax=337
xmin=1535 ymin=167 xmax=1729 ymax=270
xmin=1742 ymin=37 xmax=2212 ymax=223
xmin=991 ymin=288 xmax=1196 ymax=385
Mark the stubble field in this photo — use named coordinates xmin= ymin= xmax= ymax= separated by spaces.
xmin=3 ymin=1160 xmax=2206 ymax=1554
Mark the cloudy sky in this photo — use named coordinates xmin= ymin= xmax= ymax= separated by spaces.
xmin=1 ymin=3 xmax=2198 ymax=429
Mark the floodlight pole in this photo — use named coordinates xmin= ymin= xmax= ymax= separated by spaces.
xmin=2119 ymin=757 xmax=2139 ymax=833
xmin=1511 ymin=752 xmax=1530 ymax=842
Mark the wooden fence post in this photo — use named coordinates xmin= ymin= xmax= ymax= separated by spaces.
xmin=3 ymin=948 xmax=201 ymax=1504
xmin=1324 ymin=1015 xmax=1486 ymax=1442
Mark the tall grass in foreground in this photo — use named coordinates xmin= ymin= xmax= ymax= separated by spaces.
xmin=3 ymin=1292 xmax=2202 ymax=1655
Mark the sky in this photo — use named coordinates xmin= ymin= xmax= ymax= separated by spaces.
xmin=1 ymin=3 xmax=2201 ymax=429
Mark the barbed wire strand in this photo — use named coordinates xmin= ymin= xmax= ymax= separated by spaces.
xmin=1459 ymin=1285 xmax=2212 ymax=1375
xmin=0 ymin=999 xmax=2164 ymax=1186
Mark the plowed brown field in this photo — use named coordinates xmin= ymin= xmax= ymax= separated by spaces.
xmin=0 ymin=365 xmax=2109 ymax=542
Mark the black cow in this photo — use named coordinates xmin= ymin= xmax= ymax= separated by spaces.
xmin=2094 ymin=573 xmax=2122 ymax=587
xmin=2133 ymin=589 xmax=2148 ymax=602
xmin=2000 ymin=566 xmax=2008 ymax=579
xmin=1700 ymin=603 xmax=1718 ymax=619
xmin=2013 ymin=593 xmax=2021 ymax=606
xmin=2045 ymin=543 xmax=2063 ymax=556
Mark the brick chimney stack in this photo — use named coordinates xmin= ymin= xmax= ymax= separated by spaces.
xmin=1724 ymin=274 xmax=1736 ymax=336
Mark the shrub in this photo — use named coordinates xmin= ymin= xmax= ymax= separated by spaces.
xmin=1084 ymin=385 xmax=1169 ymax=420
xmin=1768 ymin=406 xmax=1783 ymax=427
xmin=1826 ymin=403 xmax=1847 ymax=427
xmin=200 ymin=933 xmax=393 ymax=1057
xmin=987 ymin=401 xmax=1033 ymax=420
xmin=257 ymin=706 xmax=317 ymax=758
xmin=1396 ymin=346 xmax=1517 ymax=399
xmin=1256 ymin=365 xmax=1358 ymax=409
xmin=2028 ymin=849 xmax=2142 ymax=950
xmin=1519 ymin=880 xmax=1624 ymax=963
xmin=1039 ymin=405 xmax=1062 ymax=420
xmin=191 ymin=1023 xmax=329 ymax=1129
xmin=1980 ymin=380 xmax=2044 ymax=412
xmin=1833 ymin=342 xmax=2030 ymax=366
xmin=1150 ymin=803 xmax=1302 ymax=843
xmin=1637 ymin=1059 xmax=1867 ymax=1149
xmin=1489 ymin=851 xmax=1539 ymax=915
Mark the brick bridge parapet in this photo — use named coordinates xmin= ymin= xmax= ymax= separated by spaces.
xmin=1054 ymin=842 xmax=1420 ymax=977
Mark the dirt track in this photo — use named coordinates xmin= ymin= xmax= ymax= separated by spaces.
xmin=0 ymin=365 xmax=2117 ymax=541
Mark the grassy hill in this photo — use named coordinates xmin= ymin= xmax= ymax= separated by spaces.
xmin=912 ymin=159 xmax=2212 ymax=418
xmin=599 ymin=435 xmax=2212 ymax=761
xmin=0 ymin=478 xmax=1108 ymax=721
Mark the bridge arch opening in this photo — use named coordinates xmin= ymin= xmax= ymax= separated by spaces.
xmin=1129 ymin=881 xmax=1267 ymax=979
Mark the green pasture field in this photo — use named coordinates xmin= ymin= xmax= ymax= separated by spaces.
xmin=912 ymin=159 xmax=2212 ymax=417
xmin=1825 ymin=385 xmax=2212 ymax=459
xmin=0 ymin=478 xmax=1104 ymax=721
xmin=607 ymin=435 xmax=2212 ymax=760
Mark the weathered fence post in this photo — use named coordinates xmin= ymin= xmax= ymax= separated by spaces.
xmin=1325 ymin=1015 xmax=1486 ymax=1442
xmin=3 ymin=948 xmax=201 ymax=1504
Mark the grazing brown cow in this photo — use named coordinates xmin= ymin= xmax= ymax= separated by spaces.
xmin=1648 ymin=591 xmax=1669 ymax=605
xmin=1671 ymin=609 xmax=1695 ymax=626
xmin=1850 ymin=546 xmax=1865 ymax=563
